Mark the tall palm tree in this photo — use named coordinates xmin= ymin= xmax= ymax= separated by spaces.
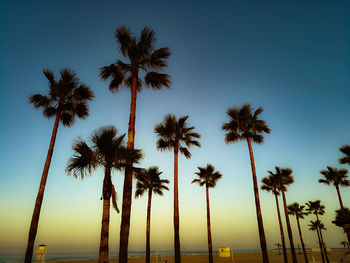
xmin=319 ymin=166 xmax=350 ymax=244
xmin=25 ymin=69 xmax=94 ymax=263
xmin=261 ymin=175 xmax=288 ymax=263
xmin=319 ymin=166 xmax=349 ymax=210
xmin=268 ymin=167 xmax=297 ymax=263
xmin=222 ymin=104 xmax=271 ymax=263
xmin=305 ymin=201 xmax=329 ymax=263
xmin=339 ymin=145 xmax=350 ymax=165
xmin=135 ymin=166 xmax=169 ymax=263
xmin=288 ymin=202 xmax=309 ymax=263
xmin=66 ymin=126 xmax=142 ymax=263
xmin=308 ymin=220 xmax=326 ymax=262
xmin=155 ymin=114 xmax=201 ymax=263
xmin=192 ymin=164 xmax=222 ymax=263
xmin=99 ymin=26 xmax=171 ymax=263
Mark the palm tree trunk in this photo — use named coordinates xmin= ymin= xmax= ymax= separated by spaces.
xmin=316 ymin=228 xmax=325 ymax=263
xmin=24 ymin=110 xmax=61 ymax=263
xmin=315 ymin=214 xmax=329 ymax=263
xmin=206 ymin=185 xmax=213 ymax=263
xmin=337 ymin=185 xmax=350 ymax=244
xmin=280 ymin=187 xmax=298 ymax=263
xmin=296 ymin=217 xmax=308 ymax=263
xmin=335 ymin=185 xmax=344 ymax=210
xmin=246 ymin=137 xmax=269 ymax=263
xmin=274 ymin=194 xmax=288 ymax=263
xmin=146 ymin=190 xmax=152 ymax=263
xmin=119 ymin=72 xmax=138 ymax=263
xmin=99 ymin=167 xmax=112 ymax=263
xmin=174 ymin=145 xmax=181 ymax=263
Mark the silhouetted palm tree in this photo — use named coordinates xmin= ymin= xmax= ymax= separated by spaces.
xmin=332 ymin=208 xmax=350 ymax=244
xmin=155 ymin=114 xmax=200 ymax=263
xmin=99 ymin=26 xmax=171 ymax=263
xmin=306 ymin=201 xmax=329 ymax=263
xmin=66 ymin=126 xmax=142 ymax=263
xmin=25 ymin=69 xmax=94 ymax=263
xmin=222 ymin=104 xmax=271 ymax=263
xmin=261 ymin=175 xmax=288 ymax=263
xmin=269 ymin=167 xmax=297 ymax=263
xmin=192 ymin=164 xmax=222 ymax=263
xmin=288 ymin=202 xmax=309 ymax=263
xmin=339 ymin=145 xmax=350 ymax=165
xmin=135 ymin=166 xmax=169 ymax=263
xmin=319 ymin=166 xmax=349 ymax=210
xmin=340 ymin=241 xmax=350 ymax=253
xmin=309 ymin=220 xmax=326 ymax=262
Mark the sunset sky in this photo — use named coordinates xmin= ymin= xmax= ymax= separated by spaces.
xmin=1 ymin=0 xmax=350 ymax=255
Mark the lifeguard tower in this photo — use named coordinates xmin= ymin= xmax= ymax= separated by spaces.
xmin=36 ymin=244 xmax=47 ymax=263
xmin=218 ymin=247 xmax=231 ymax=257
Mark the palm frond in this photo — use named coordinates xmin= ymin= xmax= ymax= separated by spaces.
xmin=111 ymin=184 xmax=120 ymax=213
xmin=144 ymin=72 xmax=171 ymax=89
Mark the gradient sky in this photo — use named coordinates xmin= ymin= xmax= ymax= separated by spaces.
xmin=1 ymin=0 xmax=350 ymax=255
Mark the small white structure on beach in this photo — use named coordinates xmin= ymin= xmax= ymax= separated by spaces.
xmin=36 ymin=244 xmax=47 ymax=263
xmin=218 ymin=247 xmax=231 ymax=257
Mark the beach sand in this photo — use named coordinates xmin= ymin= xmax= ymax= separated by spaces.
xmin=51 ymin=251 xmax=348 ymax=263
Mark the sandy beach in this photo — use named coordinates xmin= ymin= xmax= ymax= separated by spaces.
xmin=49 ymin=251 xmax=348 ymax=263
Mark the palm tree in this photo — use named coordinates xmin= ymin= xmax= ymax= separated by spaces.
xmin=319 ymin=166 xmax=349 ymax=210
xmin=192 ymin=164 xmax=222 ymax=263
xmin=339 ymin=145 xmax=350 ymax=165
xmin=288 ymin=202 xmax=309 ymax=263
xmin=332 ymin=208 xmax=350 ymax=244
xmin=99 ymin=26 xmax=171 ymax=263
xmin=155 ymin=114 xmax=201 ymax=263
xmin=261 ymin=175 xmax=288 ymax=263
xmin=25 ymin=69 xmax=94 ymax=263
xmin=135 ymin=166 xmax=169 ymax=263
xmin=222 ymin=104 xmax=271 ymax=263
xmin=66 ymin=126 xmax=142 ymax=263
xmin=268 ymin=167 xmax=298 ymax=263
xmin=340 ymin=241 xmax=350 ymax=253
xmin=306 ymin=201 xmax=329 ymax=263
xmin=308 ymin=220 xmax=327 ymax=262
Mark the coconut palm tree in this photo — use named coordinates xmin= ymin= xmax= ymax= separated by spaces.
xmin=308 ymin=220 xmax=326 ymax=263
xmin=192 ymin=164 xmax=222 ymax=263
xmin=135 ymin=166 xmax=169 ymax=263
xmin=288 ymin=202 xmax=309 ymax=263
xmin=306 ymin=201 xmax=329 ymax=263
xmin=66 ymin=126 xmax=142 ymax=263
xmin=339 ymin=145 xmax=350 ymax=165
xmin=155 ymin=114 xmax=200 ymax=263
xmin=268 ymin=167 xmax=297 ymax=263
xmin=25 ymin=69 xmax=94 ymax=263
xmin=319 ymin=166 xmax=349 ymax=210
xmin=222 ymin=104 xmax=271 ymax=263
xmin=261 ymin=175 xmax=288 ymax=263
xmin=99 ymin=26 xmax=171 ymax=263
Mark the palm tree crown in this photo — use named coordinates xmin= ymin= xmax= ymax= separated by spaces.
xmin=99 ymin=26 xmax=171 ymax=92
xmin=288 ymin=203 xmax=308 ymax=219
xmin=339 ymin=145 xmax=350 ymax=165
xmin=192 ymin=164 xmax=222 ymax=188
xmin=261 ymin=174 xmax=286 ymax=195
xmin=306 ymin=200 xmax=325 ymax=217
xmin=154 ymin=114 xmax=201 ymax=157
xmin=29 ymin=68 xmax=94 ymax=126
xmin=319 ymin=166 xmax=349 ymax=187
xmin=222 ymin=104 xmax=271 ymax=144
xmin=309 ymin=220 xmax=327 ymax=231
xmin=268 ymin=166 xmax=294 ymax=189
xmin=135 ymin=166 xmax=170 ymax=197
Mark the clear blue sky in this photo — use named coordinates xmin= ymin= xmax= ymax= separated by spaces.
xmin=1 ymin=0 xmax=349 ymax=254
